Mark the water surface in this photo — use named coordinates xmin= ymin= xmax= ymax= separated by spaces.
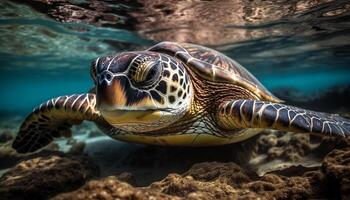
xmin=1 ymin=0 xmax=350 ymax=117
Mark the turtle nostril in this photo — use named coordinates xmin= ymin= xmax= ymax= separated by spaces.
xmin=105 ymin=73 xmax=112 ymax=81
xmin=98 ymin=71 xmax=114 ymax=84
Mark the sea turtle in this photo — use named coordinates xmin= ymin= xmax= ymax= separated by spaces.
xmin=12 ymin=42 xmax=350 ymax=153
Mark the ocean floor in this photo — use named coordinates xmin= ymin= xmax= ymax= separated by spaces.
xmin=0 ymin=119 xmax=349 ymax=200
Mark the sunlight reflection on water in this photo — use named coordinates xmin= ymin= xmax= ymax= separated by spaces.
xmin=0 ymin=0 xmax=349 ymax=115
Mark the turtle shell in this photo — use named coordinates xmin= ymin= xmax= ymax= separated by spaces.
xmin=148 ymin=41 xmax=281 ymax=102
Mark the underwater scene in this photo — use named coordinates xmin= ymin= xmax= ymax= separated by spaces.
xmin=0 ymin=0 xmax=350 ymax=199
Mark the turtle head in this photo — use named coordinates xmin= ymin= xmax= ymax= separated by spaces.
xmin=91 ymin=51 xmax=193 ymax=132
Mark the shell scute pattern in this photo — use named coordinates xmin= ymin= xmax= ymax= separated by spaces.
xmin=149 ymin=41 xmax=280 ymax=102
xmin=181 ymin=43 xmax=264 ymax=86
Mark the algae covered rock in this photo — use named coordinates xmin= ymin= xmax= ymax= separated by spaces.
xmin=255 ymin=131 xmax=312 ymax=161
xmin=0 ymin=155 xmax=98 ymax=199
xmin=149 ymin=174 xmax=243 ymax=200
xmin=51 ymin=176 xmax=179 ymax=200
xmin=51 ymin=161 xmax=312 ymax=200
xmin=1 ymin=128 xmax=349 ymax=200
xmin=181 ymin=162 xmax=311 ymax=200
xmin=243 ymin=174 xmax=311 ymax=200
xmin=322 ymin=148 xmax=350 ymax=199
xmin=0 ymin=135 xmax=60 ymax=170
xmin=182 ymin=162 xmax=252 ymax=187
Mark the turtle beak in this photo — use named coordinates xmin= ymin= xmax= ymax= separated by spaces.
xmin=96 ymin=74 xmax=156 ymax=111
xmin=96 ymin=75 xmax=128 ymax=111
xmin=96 ymin=74 xmax=168 ymax=131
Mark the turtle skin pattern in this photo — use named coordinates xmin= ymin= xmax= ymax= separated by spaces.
xmin=217 ymin=99 xmax=350 ymax=137
xmin=12 ymin=94 xmax=110 ymax=153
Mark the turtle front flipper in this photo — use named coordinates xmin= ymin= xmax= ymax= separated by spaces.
xmin=217 ymin=99 xmax=350 ymax=137
xmin=13 ymin=93 xmax=105 ymax=153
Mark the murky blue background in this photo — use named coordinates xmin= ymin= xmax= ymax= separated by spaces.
xmin=1 ymin=0 xmax=350 ymax=117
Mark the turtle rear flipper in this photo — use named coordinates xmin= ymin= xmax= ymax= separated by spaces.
xmin=217 ymin=99 xmax=350 ymax=137
xmin=12 ymin=93 xmax=104 ymax=153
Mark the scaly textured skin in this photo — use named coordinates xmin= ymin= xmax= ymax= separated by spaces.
xmin=217 ymin=100 xmax=350 ymax=137
xmin=12 ymin=94 xmax=111 ymax=153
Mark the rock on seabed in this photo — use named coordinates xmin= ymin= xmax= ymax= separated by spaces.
xmin=51 ymin=162 xmax=311 ymax=200
xmin=1 ymin=132 xmax=350 ymax=200
xmin=50 ymin=138 xmax=350 ymax=200
xmin=0 ymin=155 xmax=98 ymax=200
xmin=322 ymin=148 xmax=350 ymax=199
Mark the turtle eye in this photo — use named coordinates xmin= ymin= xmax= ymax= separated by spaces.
xmin=130 ymin=60 xmax=162 ymax=89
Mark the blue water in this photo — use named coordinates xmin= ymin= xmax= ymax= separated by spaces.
xmin=1 ymin=0 xmax=350 ymax=116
